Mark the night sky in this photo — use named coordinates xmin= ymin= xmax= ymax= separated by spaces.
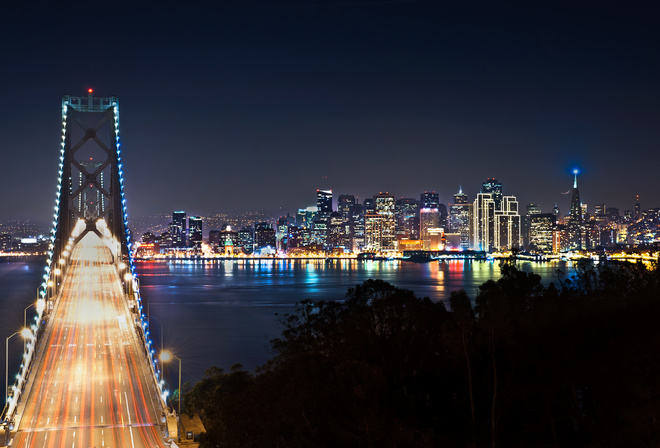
xmin=1 ymin=1 xmax=658 ymax=224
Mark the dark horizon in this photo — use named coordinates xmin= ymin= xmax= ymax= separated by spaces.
xmin=1 ymin=2 xmax=658 ymax=222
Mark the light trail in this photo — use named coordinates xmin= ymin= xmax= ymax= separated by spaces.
xmin=11 ymin=233 xmax=166 ymax=447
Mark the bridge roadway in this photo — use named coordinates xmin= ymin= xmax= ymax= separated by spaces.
xmin=11 ymin=233 xmax=166 ymax=447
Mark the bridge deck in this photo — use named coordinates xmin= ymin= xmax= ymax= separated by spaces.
xmin=11 ymin=233 xmax=166 ymax=447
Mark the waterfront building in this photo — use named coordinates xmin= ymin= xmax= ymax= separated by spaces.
xmin=338 ymin=195 xmax=356 ymax=251
xmin=471 ymin=192 xmax=495 ymax=251
xmin=375 ymin=192 xmax=396 ymax=253
xmin=523 ymin=203 xmax=542 ymax=249
xmin=237 ymin=226 xmax=254 ymax=254
xmin=254 ymin=222 xmax=276 ymax=253
xmin=494 ymin=196 xmax=521 ymax=250
xmin=529 ymin=213 xmax=555 ymax=254
xmin=172 ymin=211 xmax=187 ymax=248
xmin=449 ymin=186 xmax=470 ymax=249
xmin=420 ymin=207 xmax=439 ymax=251
xmin=326 ymin=212 xmax=344 ymax=251
xmin=208 ymin=229 xmax=221 ymax=251
xmin=395 ymin=198 xmax=419 ymax=240
xmin=277 ymin=214 xmax=294 ymax=251
xmin=352 ymin=203 xmax=365 ymax=252
xmin=189 ymin=216 xmax=203 ymax=250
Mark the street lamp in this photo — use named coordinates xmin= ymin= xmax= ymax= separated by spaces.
xmin=6 ymin=329 xmax=32 ymax=405
xmin=160 ymin=350 xmax=182 ymax=438
xmin=23 ymin=304 xmax=36 ymax=351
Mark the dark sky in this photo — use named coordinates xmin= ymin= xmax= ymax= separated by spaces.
xmin=1 ymin=1 xmax=658 ymax=223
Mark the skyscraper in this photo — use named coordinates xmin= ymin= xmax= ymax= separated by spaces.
xmin=338 ymin=195 xmax=356 ymax=250
xmin=188 ymin=216 xmax=203 ymax=249
xmin=449 ymin=186 xmax=470 ymax=249
xmin=482 ymin=178 xmax=503 ymax=210
xmin=316 ymin=189 xmax=333 ymax=219
xmin=374 ymin=192 xmax=396 ymax=253
xmin=494 ymin=196 xmax=521 ymax=250
xmin=529 ymin=213 xmax=555 ymax=254
xmin=566 ymin=170 xmax=583 ymax=250
xmin=172 ymin=211 xmax=187 ymax=248
xmin=471 ymin=192 xmax=495 ymax=251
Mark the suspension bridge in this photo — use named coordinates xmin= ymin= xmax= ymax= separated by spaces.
xmin=1 ymin=92 xmax=172 ymax=447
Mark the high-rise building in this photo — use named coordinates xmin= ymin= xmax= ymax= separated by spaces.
xmin=494 ymin=196 xmax=521 ymax=250
xmin=634 ymin=195 xmax=641 ymax=221
xmin=316 ymin=189 xmax=333 ymax=219
xmin=395 ymin=198 xmax=419 ymax=240
xmin=482 ymin=178 xmax=503 ymax=210
xmin=523 ymin=203 xmax=542 ymax=249
xmin=237 ymin=226 xmax=254 ymax=254
xmin=529 ymin=213 xmax=555 ymax=254
xmin=172 ymin=211 xmax=187 ymax=248
xmin=375 ymin=192 xmax=396 ymax=253
xmin=471 ymin=192 xmax=495 ymax=251
xmin=566 ymin=170 xmax=583 ymax=250
xmin=254 ymin=222 xmax=276 ymax=252
xmin=420 ymin=207 xmax=440 ymax=250
xmin=420 ymin=191 xmax=439 ymax=209
xmin=326 ymin=212 xmax=344 ymax=251
xmin=338 ymin=195 xmax=356 ymax=250
xmin=449 ymin=186 xmax=470 ymax=249
xmin=188 ymin=216 xmax=203 ymax=249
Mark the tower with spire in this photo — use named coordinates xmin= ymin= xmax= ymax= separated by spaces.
xmin=566 ymin=170 xmax=583 ymax=250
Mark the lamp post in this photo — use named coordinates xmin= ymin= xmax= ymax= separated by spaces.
xmin=23 ymin=304 xmax=36 ymax=352
xmin=5 ymin=329 xmax=32 ymax=405
xmin=160 ymin=350 xmax=182 ymax=439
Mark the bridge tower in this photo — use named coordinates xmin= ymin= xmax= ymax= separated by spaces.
xmin=49 ymin=91 xmax=133 ymax=297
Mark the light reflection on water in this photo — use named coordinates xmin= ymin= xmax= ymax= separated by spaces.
xmin=0 ymin=258 xmax=575 ymax=388
xmin=134 ymin=259 xmax=573 ymax=382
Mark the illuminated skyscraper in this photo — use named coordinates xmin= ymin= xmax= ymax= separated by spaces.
xmin=482 ymin=178 xmax=503 ymax=210
xmin=364 ymin=193 xmax=395 ymax=253
xmin=566 ymin=170 xmax=583 ymax=250
xmin=188 ymin=216 xmax=203 ymax=249
xmin=338 ymin=195 xmax=356 ymax=250
xmin=420 ymin=207 xmax=440 ymax=250
xmin=529 ymin=213 xmax=555 ymax=254
xmin=449 ymin=186 xmax=470 ymax=249
xmin=172 ymin=211 xmax=187 ymax=248
xmin=395 ymin=198 xmax=419 ymax=240
xmin=316 ymin=189 xmax=333 ymax=219
xmin=494 ymin=196 xmax=521 ymax=250
xmin=471 ymin=193 xmax=495 ymax=251
xmin=375 ymin=192 xmax=396 ymax=253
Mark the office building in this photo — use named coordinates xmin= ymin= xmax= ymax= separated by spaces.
xmin=494 ymin=196 xmax=521 ymax=250
xmin=449 ymin=186 xmax=470 ymax=249
xmin=188 ymin=216 xmax=203 ymax=249
xmin=529 ymin=213 xmax=555 ymax=254
xmin=172 ymin=211 xmax=187 ymax=248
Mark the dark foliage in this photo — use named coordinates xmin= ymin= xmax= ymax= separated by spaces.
xmin=185 ymin=260 xmax=660 ymax=447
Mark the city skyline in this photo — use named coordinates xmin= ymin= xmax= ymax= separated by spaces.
xmin=1 ymin=2 xmax=658 ymax=221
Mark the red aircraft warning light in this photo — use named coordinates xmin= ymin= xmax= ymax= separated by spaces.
xmin=88 ymin=88 xmax=93 ymax=93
